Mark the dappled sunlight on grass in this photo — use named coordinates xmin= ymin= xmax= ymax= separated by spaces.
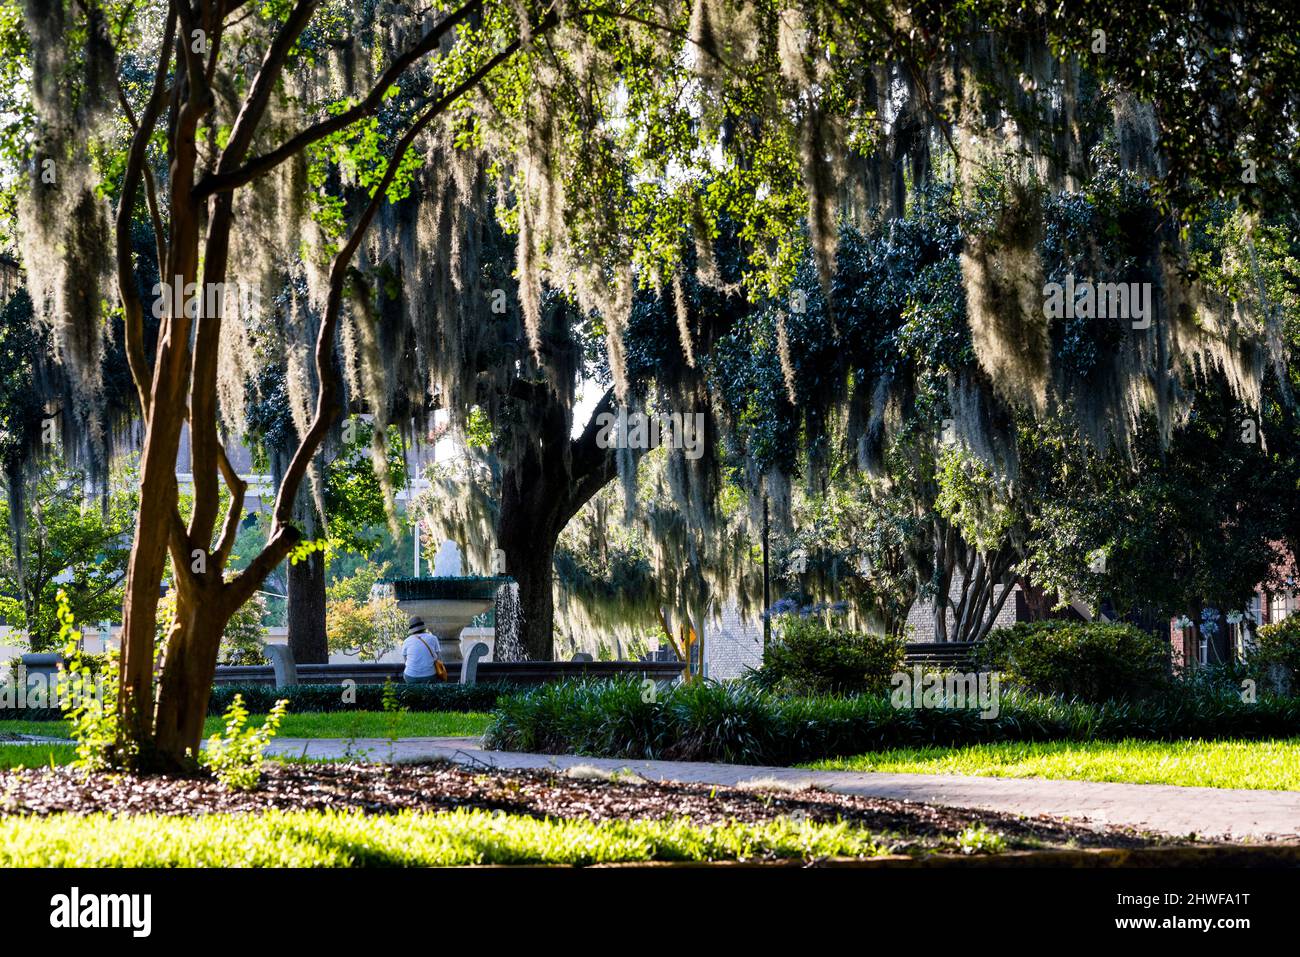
xmin=805 ymin=738 xmax=1300 ymax=790
xmin=0 ymin=809 xmax=887 ymax=867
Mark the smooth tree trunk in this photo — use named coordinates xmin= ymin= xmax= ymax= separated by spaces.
xmin=152 ymin=584 xmax=227 ymax=761
xmin=103 ymin=2 xmax=494 ymax=769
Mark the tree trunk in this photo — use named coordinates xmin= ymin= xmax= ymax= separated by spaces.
xmin=499 ymin=516 xmax=562 ymax=661
xmin=493 ymin=387 xmax=621 ymax=661
xmin=496 ymin=436 xmax=566 ymax=661
xmin=152 ymin=587 xmax=227 ymax=769
xmin=118 ymin=393 xmax=190 ymax=750
xmin=287 ymin=550 xmax=329 ymax=663
xmin=1017 ymin=579 xmax=1056 ymax=620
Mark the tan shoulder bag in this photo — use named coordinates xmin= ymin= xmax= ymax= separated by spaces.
xmin=415 ymin=633 xmax=449 ymax=681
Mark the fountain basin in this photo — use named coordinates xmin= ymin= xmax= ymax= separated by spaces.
xmin=388 ymin=576 xmax=513 ymax=666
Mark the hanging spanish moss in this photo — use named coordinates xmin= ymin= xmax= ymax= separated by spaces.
xmin=17 ymin=0 xmax=116 ymax=473
xmin=551 ymin=445 xmax=764 ymax=653
xmin=960 ymin=181 xmax=1050 ymax=416
xmin=673 ymin=275 xmax=696 ymax=367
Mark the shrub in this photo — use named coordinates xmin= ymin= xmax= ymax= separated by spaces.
xmin=200 ymin=693 xmax=288 ymax=790
xmin=326 ymin=595 xmax=405 ymax=662
xmin=977 ymin=620 xmax=1170 ymax=702
xmin=57 ymin=590 xmax=134 ymax=771
xmin=758 ymin=612 xmax=904 ymax=695
xmin=1247 ymin=616 xmax=1300 ymax=695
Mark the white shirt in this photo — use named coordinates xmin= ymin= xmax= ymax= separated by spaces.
xmin=402 ymin=631 xmax=442 ymax=677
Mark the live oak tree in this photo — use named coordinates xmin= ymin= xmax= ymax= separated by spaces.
xmin=413 ymin=226 xmax=748 ymax=661
xmin=711 ymin=150 xmax=1300 ymax=642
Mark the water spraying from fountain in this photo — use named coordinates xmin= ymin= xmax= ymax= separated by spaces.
xmin=493 ymin=582 xmax=526 ymax=662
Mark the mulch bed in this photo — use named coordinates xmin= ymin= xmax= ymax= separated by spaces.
xmin=0 ymin=760 xmax=1168 ymax=850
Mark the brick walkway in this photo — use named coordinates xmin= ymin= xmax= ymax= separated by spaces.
xmin=266 ymin=736 xmax=1300 ymax=841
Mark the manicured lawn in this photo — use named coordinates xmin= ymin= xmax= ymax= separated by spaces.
xmin=0 ymin=744 xmax=77 ymax=769
xmin=0 ymin=710 xmax=493 ymax=742
xmin=0 ymin=809 xmax=887 ymax=866
xmin=262 ymin=711 xmax=493 ymax=739
xmin=804 ymin=738 xmax=1300 ymax=790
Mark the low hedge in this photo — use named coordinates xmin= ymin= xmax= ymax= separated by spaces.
xmin=484 ymin=678 xmax=1300 ymax=766
xmin=0 ymin=680 xmax=528 ymax=722
xmin=209 ymin=681 xmax=525 ymax=714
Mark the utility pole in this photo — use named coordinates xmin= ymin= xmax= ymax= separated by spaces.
xmin=762 ymin=495 xmax=770 ymax=652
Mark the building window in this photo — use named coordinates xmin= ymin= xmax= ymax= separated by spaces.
xmin=1270 ymin=592 xmax=1297 ymax=623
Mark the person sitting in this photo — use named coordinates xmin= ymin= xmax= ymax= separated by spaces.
xmin=401 ymin=617 xmax=445 ymax=683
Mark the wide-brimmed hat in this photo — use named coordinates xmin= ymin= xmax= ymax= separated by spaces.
xmin=408 ymin=617 xmax=426 ymax=635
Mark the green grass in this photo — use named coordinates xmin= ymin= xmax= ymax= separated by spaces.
xmin=804 ymin=738 xmax=1300 ymax=790
xmin=0 ymin=809 xmax=887 ymax=866
xmin=0 ymin=743 xmax=77 ymax=769
xmin=0 ymin=720 xmax=72 ymax=738
xmin=0 ymin=710 xmax=493 ymax=741
xmin=262 ymin=711 xmax=492 ymax=739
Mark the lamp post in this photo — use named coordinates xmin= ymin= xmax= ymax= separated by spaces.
xmin=762 ymin=495 xmax=770 ymax=652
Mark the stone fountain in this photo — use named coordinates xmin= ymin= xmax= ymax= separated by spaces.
xmin=389 ymin=575 xmax=516 ymax=666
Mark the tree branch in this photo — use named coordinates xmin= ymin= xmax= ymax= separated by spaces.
xmin=565 ymin=387 xmax=622 ymax=522
xmin=271 ymin=21 xmax=545 ymax=528
xmin=114 ymin=2 xmax=177 ymax=416
xmin=227 ymin=8 xmax=555 ymax=613
xmin=193 ymin=0 xmax=485 ymax=198
xmin=215 ymin=0 xmax=320 ymax=172
xmin=213 ymin=445 xmax=247 ymax=568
